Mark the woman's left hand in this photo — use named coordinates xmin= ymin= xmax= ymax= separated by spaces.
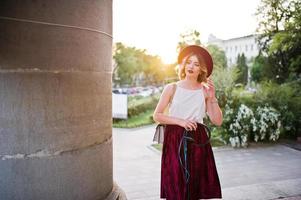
xmin=203 ymin=77 xmax=216 ymax=99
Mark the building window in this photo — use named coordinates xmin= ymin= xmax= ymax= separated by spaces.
xmin=235 ymin=46 xmax=237 ymax=51
xmin=226 ymin=47 xmax=228 ymax=52
xmin=251 ymin=44 xmax=253 ymax=51
xmin=245 ymin=45 xmax=248 ymax=51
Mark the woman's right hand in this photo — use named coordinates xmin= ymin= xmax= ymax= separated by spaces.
xmin=179 ymin=119 xmax=198 ymax=131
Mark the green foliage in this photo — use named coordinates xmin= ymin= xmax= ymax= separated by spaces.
xmin=151 ymin=143 xmax=163 ymax=151
xmin=211 ymin=67 xmax=239 ymax=108
xmin=251 ymin=55 xmax=273 ymax=82
xmin=235 ymin=53 xmax=248 ymax=85
xmin=251 ymin=106 xmax=282 ymax=142
xmin=162 ymin=63 xmax=178 ymax=83
xmin=256 ymin=0 xmax=301 ymax=83
xmin=232 ymin=88 xmax=256 ymax=107
xmin=113 ymin=94 xmax=159 ymax=128
xmin=253 ymin=81 xmax=301 ymax=138
xmin=127 ymin=94 xmax=159 ymax=117
xmin=228 ymin=104 xmax=255 ymax=147
xmin=218 ymin=95 xmax=241 ymax=145
xmin=218 ymin=92 xmax=284 ymax=148
xmin=113 ymin=43 xmax=142 ymax=85
xmin=113 ymin=42 xmax=165 ymax=86
xmin=177 ymin=30 xmax=201 ymax=52
xmin=206 ymin=68 xmax=240 ymax=142
xmin=219 ymin=81 xmax=300 ymax=140
xmin=113 ymin=109 xmax=154 ymax=128
xmin=213 ymin=78 xmax=301 ymax=146
xmin=206 ymin=45 xmax=231 ymax=108
xmin=206 ymin=44 xmax=227 ymax=70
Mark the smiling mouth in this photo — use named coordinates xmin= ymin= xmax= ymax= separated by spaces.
xmin=188 ymin=70 xmax=193 ymax=73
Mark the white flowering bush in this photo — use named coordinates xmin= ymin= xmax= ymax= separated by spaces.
xmin=228 ymin=104 xmax=254 ymax=147
xmin=252 ymin=105 xmax=282 ymax=142
xmin=222 ymin=102 xmax=282 ymax=148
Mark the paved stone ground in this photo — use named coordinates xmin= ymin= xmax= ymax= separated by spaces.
xmin=113 ymin=125 xmax=301 ymax=200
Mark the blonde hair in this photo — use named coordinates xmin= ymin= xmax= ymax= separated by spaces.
xmin=178 ymin=53 xmax=208 ymax=83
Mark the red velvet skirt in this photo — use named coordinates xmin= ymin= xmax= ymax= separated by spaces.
xmin=160 ymin=124 xmax=222 ymax=200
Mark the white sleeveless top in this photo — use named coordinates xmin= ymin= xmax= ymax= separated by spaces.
xmin=168 ymin=83 xmax=206 ymax=123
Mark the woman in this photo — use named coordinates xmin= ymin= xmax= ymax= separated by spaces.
xmin=153 ymin=45 xmax=222 ymax=200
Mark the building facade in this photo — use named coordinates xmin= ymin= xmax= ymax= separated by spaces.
xmin=208 ymin=34 xmax=260 ymax=67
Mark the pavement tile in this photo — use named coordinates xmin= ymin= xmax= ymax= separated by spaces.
xmin=113 ymin=125 xmax=301 ymax=200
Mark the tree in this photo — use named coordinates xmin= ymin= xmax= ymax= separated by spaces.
xmin=177 ymin=30 xmax=202 ymax=52
xmin=113 ymin=42 xmax=167 ymax=86
xmin=256 ymin=0 xmax=301 ymax=83
xmin=206 ymin=44 xmax=227 ymax=70
xmin=162 ymin=63 xmax=178 ymax=83
xmin=142 ymin=54 xmax=165 ymax=85
xmin=235 ymin=54 xmax=248 ymax=85
xmin=251 ymin=54 xmax=275 ymax=83
xmin=113 ymin=42 xmax=142 ymax=86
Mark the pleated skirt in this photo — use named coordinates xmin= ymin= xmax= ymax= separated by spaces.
xmin=160 ymin=124 xmax=222 ymax=200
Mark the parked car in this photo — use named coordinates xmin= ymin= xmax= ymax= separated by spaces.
xmin=139 ymin=88 xmax=153 ymax=97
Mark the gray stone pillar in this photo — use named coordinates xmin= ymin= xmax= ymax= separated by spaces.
xmin=0 ymin=1 xmax=125 ymax=199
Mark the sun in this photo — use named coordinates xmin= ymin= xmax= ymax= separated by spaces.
xmin=158 ymin=49 xmax=178 ymax=65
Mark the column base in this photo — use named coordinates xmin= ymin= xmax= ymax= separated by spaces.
xmin=103 ymin=182 xmax=127 ymax=200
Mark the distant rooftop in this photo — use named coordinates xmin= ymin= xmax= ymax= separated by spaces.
xmin=207 ymin=33 xmax=260 ymax=43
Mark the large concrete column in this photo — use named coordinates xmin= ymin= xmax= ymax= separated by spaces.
xmin=0 ymin=1 xmax=125 ymax=199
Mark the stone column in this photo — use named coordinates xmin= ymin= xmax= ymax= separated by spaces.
xmin=0 ymin=1 xmax=125 ymax=199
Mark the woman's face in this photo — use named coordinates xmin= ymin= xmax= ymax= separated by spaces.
xmin=184 ymin=55 xmax=202 ymax=79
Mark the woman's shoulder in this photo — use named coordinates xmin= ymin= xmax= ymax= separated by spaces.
xmin=164 ymin=81 xmax=179 ymax=89
xmin=162 ymin=82 xmax=178 ymax=96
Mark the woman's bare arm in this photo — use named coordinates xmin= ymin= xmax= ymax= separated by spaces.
xmin=153 ymin=84 xmax=181 ymax=125
xmin=203 ymin=79 xmax=223 ymax=126
xmin=206 ymin=97 xmax=223 ymax=126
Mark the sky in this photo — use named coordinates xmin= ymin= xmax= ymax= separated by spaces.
xmin=113 ymin=0 xmax=261 ymax=64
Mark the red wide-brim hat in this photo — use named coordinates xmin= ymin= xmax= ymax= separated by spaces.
xmin=178 ymin=45 xmax=213 ymax=77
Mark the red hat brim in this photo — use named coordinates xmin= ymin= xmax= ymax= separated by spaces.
xmin=178 ymin=45 xmax=213 ymax=77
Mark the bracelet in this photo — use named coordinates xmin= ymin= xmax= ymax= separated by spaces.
xmin=209 ymin=98 xmax=218 ymax=104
